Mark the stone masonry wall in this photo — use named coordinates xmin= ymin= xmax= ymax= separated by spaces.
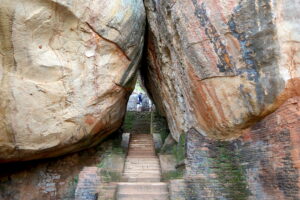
xmin=186 ymin=96 xmax=300 ymax=200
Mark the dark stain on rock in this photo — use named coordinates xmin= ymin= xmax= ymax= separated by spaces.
xmin=192 ymin=1 xmax=235 ymax=74
xmin=228 ymin=0 xmax=284 ymax=107
xmin=275 ymin=130 xmax=299 ymax=199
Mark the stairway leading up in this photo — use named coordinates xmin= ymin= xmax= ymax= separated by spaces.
xmin=116 ymin=134 xmax=169 ymax=200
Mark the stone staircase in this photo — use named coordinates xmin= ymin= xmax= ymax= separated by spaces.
xmin=116 ymin=134 xmax=169 ymax=200
xmin=74 ymin=134 xmax=169 ymax=200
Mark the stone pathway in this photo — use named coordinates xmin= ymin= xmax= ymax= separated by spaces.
xmin=75 ymin=111 xmax=170 ymax=200
xmin=130 ymin=112 xmax=151 ymax=134
xmin=116 ymin=134 xmax=169 ymax=200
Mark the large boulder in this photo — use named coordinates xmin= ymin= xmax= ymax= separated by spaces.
xmin=143 ymin=0 xmax=300 ymax=141
xmin=0 ymin=0 xmax=145 ymax=162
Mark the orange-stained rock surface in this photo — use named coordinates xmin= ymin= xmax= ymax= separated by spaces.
xmin=0 ymin=0 xmax=145 ymax=162
xmin=143 ymin=0 xmax=300 ymax=140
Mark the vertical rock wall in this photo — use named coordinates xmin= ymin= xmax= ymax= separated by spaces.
xmin=143 ymin=0 xmax=300 ymax=140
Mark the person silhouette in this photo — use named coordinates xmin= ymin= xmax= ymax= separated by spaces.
xmin=136 ymin=93 xmax=143 ymax=111
xmin=138 ymin=93 xmax=143 ymax=105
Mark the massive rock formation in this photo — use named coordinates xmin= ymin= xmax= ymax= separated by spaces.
xmin=143 ymin=0 xmax=300 ymax=140
xmin=0 ymin=0 xmax=145 ymax=162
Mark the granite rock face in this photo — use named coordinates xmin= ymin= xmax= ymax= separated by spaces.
xmin=143 ymin=0 xmax=300 ymax=140
xmin=0 ymin=0 xmax=145 ymax=162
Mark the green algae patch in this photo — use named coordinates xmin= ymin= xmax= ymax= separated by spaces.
xmin=175 ymin=134 xmax=186 ymax=163
xmin=152 ymin=111 xmax=170 ymax=144
xmin=96 ymin=136 xmax=125 ymax=183
xmin=210 ymin=141 xmax=251 ymax=200
xmin=64 ymin=175 xmax=79 ymax=199
xmin=162 ymin=169 xmax=185 ymax=181
xmin=99 ymin=170 xmax=121 ymax=182
xmin=122 ymin=111 xmax=151 ymax=133
xmin=122 ymin=111 xmax=135 ymax=132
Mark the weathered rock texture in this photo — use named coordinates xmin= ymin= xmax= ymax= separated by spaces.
xmin=0 ymin=0 xmax=145 ymax=162
xmin=184 ymin=96 xmax=300 ymax=199
xmin=143 ymin=0 xmax=300 ymax=140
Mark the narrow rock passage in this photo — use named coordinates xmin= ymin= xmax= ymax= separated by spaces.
xmin=116 ymin=134 xmax=169 ymax=200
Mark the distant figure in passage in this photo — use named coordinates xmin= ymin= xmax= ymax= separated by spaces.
xmin=137 ymin=93 xmax=143 ymax=111
xmin=138 ymin=93 xmax=143 ymax=104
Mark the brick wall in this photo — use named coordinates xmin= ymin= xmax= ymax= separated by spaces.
xmin=185 ymin=96 xmax=300 ymax=200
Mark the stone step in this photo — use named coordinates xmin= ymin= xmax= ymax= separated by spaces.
xmin=122 ymin=176 xmax=161 ymax=180
xmin=124 ymin=168 xmax=161 ymax=172
xmin=97 ymin=182 xmax=117 ymax=200
xmin=125 ymin=159 xmax=159 ymax=162
xmin=124 ymin=166 xmax=160 ymax=170
xmin=129 ymin=143 xmax=153 ymax=145
xmin=125 ymin=160 xmax=160 ymax=163
xmin=127 ymin=153 xmax=156 ymax=156
xmin=122 ymin=177 xmax=161 ymax=182
xmin=128 ymin=150 xmax=155 ymax=152
xmin=126 ymin=157 xmax=157 ymax=159
xmin=125 ymin=165 xmax=159 ymax=167
xmin=129 ymin=146 xmax=154 ymax=148
xmin=127 ymin=155 xmax=157 ymax=157
xmin=123 ymin=171 xmax=161 ymax=174
xmin=125 ymin=166 xmax=160 ymax=169
xmin=122 ymin=173 xmax=161 ymax=177
xmin=130 ymin=137 xmax=153 ymax=140
xmin=125 ymin=161 xmax=160 ymax=165
xmin=130 ymin=139 xmax=153 ymax=141
xmin=124 ymin=173 xmax=161 ymax=176
xmin=125 ymin=162 xmax=160 ymax=164
xmin=125 ymin=158 xmax=159 ymax=161
xmin=130 ymin=134 xmax=152 ymax=136
xmin=117 ymin=182 xmax=168 ymax=191
xmin=117 ymin=193 xmax=169 ymax=200
xmin=128 ymin=151 xmax=155 ymax=153
xmin=116 ymin=133 xmax=169 ymax=198
xmin=124 ymin=169 xmax=160 ymax=173
xmin=127 ymin=154 xmax=156 ymax=157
